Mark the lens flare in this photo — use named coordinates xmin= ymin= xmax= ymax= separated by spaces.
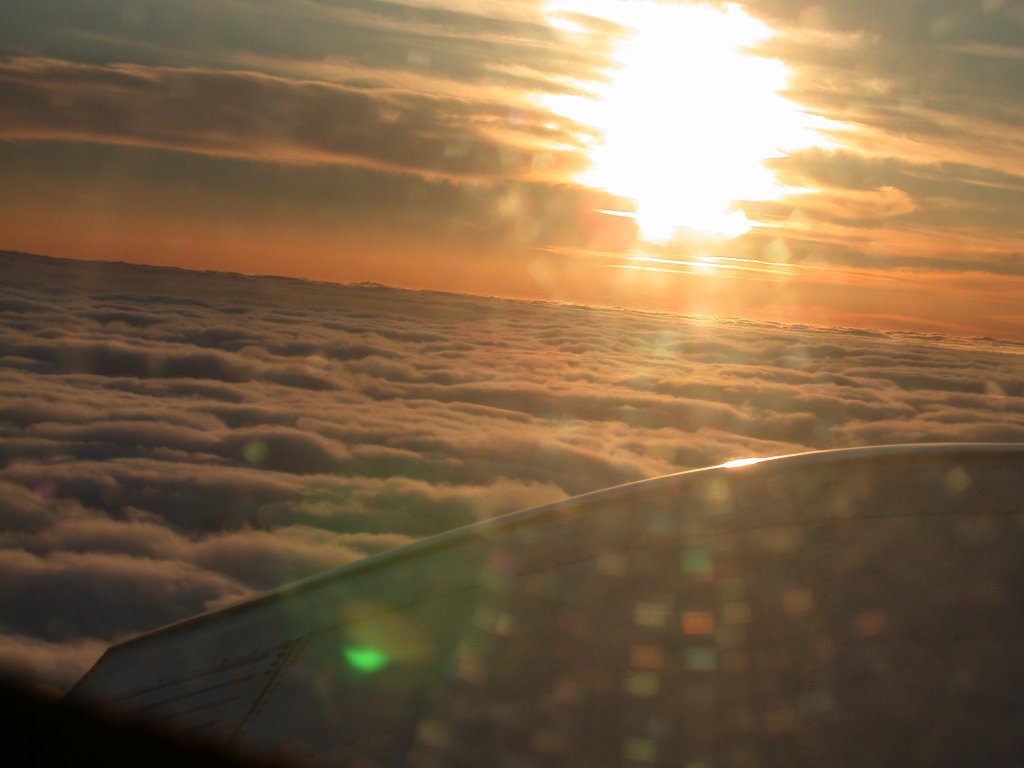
xmin=343 ymin=645 xmax=390 ymax=673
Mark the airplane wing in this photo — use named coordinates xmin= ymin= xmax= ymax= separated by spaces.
xmin=68 ymin=444 xmax=1024 ymax=767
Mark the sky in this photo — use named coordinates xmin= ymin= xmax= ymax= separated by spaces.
xmin=2 ymin=0 xmax=1024 ymax=338
xmin=2 ymin=251 xmax=1023 ymax=694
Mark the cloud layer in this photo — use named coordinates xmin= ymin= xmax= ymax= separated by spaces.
xmin=1 ymin=251 xmax=1023 ymax=693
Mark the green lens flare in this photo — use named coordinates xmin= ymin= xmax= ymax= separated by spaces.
xmin=243 ymin=440 xmax=268 ymax=465
xmin=343 ymin=645 xmax=389 ymax=673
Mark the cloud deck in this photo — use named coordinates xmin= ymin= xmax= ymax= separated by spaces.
xmin=1 ymin=251 xmax=1023 ymax=693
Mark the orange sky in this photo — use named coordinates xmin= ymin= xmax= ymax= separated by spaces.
xmin=3 ymin=1 xmax=1024 ymax=339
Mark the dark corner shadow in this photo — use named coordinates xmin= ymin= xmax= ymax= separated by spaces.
xmin=1 ymin=676 xmax=293 ymax=767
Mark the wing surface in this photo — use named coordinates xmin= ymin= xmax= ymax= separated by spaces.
xmin=69 ymin=444 xmax=1024 ymax=767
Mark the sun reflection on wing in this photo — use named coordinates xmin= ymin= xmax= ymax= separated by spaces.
xmin=544 ymin=1 xmax=833 ymax=244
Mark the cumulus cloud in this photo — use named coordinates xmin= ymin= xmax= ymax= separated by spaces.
xmin=0 ymin=634 xmax=108 ymax=697
xmin=0 ymin=548 xmax=249 ymax=641
xmin=1 ymin=251 xmax=1023 ymax=693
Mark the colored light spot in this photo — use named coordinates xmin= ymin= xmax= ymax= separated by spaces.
xmin=243 ymin=440 xmax=268 ymax=465
xmin=343 ymin=645 xmax=389 ymax=673
xmin=783 ymin=588 xmax=815 ymax=615
xmin=416 ymin=720 xmax=451 ymax=749
xmin=945 ymin=465 xmax=972 ymax=494
xmin=763 ymin=527 xmax=801 ymax=553
xmin=645 ymin=509 xmax=675 ymax=536
xmin=634 ymin=602 xmax=669 ymax=627
xmin=681 ymin=549 xmax=712 ymax=574
xmin=624 ymin=671 xmax=660 ymax=698
xmin=703 ymin=478 xmax=733 ymax=509
xmin=494 ymin=612 xmax=515 ymax=636
xmin=686 ymin=647 xmax=718 ymax=671
xmin=854 ymin=610 xmax=888 ymax=637
xmin=598 ymin=552 xmax=627 ymax=576
xmin=34 ymin=480 xmax=58 ymax=498
xmin=682 ymin=611 xmax=715 ymax=636
xmin=456 ymin=655 xmax=486 ymax=684
xmin=630 ymin=644 xmax=665 ymax=670
xmin=472 ymin=606 xmax=500 ymax=631
xmin=623 ymin=738 xmax=657 ymax=763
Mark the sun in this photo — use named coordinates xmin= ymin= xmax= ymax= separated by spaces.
xmin=544 ymin=1 xmax=829 ymax=244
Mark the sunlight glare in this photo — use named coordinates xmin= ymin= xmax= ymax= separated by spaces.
xmin=544 ymin=1 xmax=830 ymax=244
xmin=720 ymin=456 xmax=769 ymax=469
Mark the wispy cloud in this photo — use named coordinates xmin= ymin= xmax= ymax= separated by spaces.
xmin=0 ymin=57 xmax=590 ymax=180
